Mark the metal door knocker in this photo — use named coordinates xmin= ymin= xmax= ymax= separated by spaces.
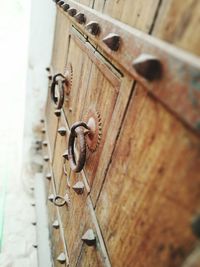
xmin=68 ymin=111 xmax=102 ymax=173
xmin=51 ymin=73 xmax=66 ymax=109
xmin=53 ymin=193 xmax=70 ymax=207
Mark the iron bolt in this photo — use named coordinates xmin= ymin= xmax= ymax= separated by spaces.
xmin=52 ymin=220 xmax=60 ymax=229
xmin=43 ymin=155 xmax=49 ymax=162
xmin=62 ymin=150 xmax=69 ymax=160
xmin=132 ymin=54 xmax=162 ymax=81
xmin=57 ymin=252 xmax=66 ymax=264
xmin=62 ymin=3 xmax=70 ymax=11
xmin=58 ymin=127 xmax=67 ymax=136
xmin=54 ymin=109 xmax=61 ymax=117
xmin=86 ymin=21 xmax=100 ymax=35
xmin=82 ymin=229 xmax=96 ymax=246
xmin=46 ymin=173 xmax=52 ymax=180
xmin=42 ymin=140 xmax=48 ymax=146
xmin=68 ymin=7 xmax=77 ymax=17
xmin=103 ymin=33 xmax=120 ymax=51
xmin=74 ymin=12 xmax=86 ymax=24
xmin=72 ymin=181 xmax=84 ymax=194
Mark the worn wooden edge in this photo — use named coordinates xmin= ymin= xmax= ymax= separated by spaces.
xmin=54 ymin=1 xmax=200 ymax=134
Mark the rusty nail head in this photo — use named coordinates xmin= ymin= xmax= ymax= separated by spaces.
xmin=82 ymin=229 xmax=96 ymax=246
xmin=62 ymin=150 xmax=69 ymax=160
xmin=48 ymin=194 xmax=55 ymax=202
xmin=62 ymin=3 xmax=70 ymax=11
xmin=72 ymin=181 xmax=84 ymax=194
xmin=46 ymin=173 xmax=52 ymax=180
xmin=43 ymin=155 xmax=49 ymax=162
xmin=75 ymin=12 xmax=86 ymax=24
xmin=58 ymin=127 xmax=67 ymax=136
xmin=68 ymin=7 xmax=77 ymax=17
xmin=52 ymin=220 xmax=60 ymax=229
xmin=86 ymin=21 xmax=100 ymax=36
xmin=48 ymin=75 xmax=52 ymax=80
xmin=54 ymin=109 xmax=61 ymax=117
xmin=46 ymin=67 xmax=50 ymax=72
xmin=32 ymin=222 xmax=37 ymax=226
xmin=41 ymin=128 xmax=46 ymax=133
xmin=42 ymin=140 xmax=48 ymax=146
xmin=103 ymin=33 xmax=120 ymax=51
xmin=33 ymin=244 xmax=38 ymax=248
xmin=40 ymin=119 xmax=44 ymax=123
xmin=132 ymin=54 xmax=162 ymax=81
xmin=57 ymin=0 xmax=64 ymax=6
xmin=57 ymin=252 xmax=66 ymax=264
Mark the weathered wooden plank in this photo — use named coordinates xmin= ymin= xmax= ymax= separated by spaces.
xmin=102 ymin=0 xmax=160 ymax=32
xmin=152 ymin=0 xmax=200 ymax=55
xmin=51 ymin=9 xmax=71 ymax=73
xmin=56 ymin=3 xmax=200 ymax=133
xmin=96 ymin=85 xmax=200 ymax=267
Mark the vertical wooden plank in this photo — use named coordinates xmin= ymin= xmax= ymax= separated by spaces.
xmin=152 ymin=0 xmax=200 ymax=55
xmin=95 ymin=86 xmax=200 ymax=267
xmin=93 ymin=0 xmax=105 ymax=12
xmin=102 ymin=0 xmax=160 ymax=32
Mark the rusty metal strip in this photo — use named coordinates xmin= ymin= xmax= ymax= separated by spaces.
xmin=56 ymin=1 xmax=200 ymax=133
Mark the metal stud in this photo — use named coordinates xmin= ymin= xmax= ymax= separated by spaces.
xmin=132 ymin=54 xmax=162 ymax=81
xmin=62 ymin=150 xmax=69 ymax=160
xmin=54 ymin=109 xmax=61 ymax=117
xmin=30 ymin=187 xmax=34 ymax=191
xmin=52 ymin=220 xmax=60 ymax=229
xmin=46 ymin=173 xmax=52 ymax=180
xmin=48 ymin=75 xmax=52 ymax=80
xmin=33 ymin=244 xmax=38 ymax=248
xmin=43 ymin=155 xmax=49 ymax=162
xmin=86 ymin=21 xmax=100 ymax=35
xmin=58 ymin=127 xmax=67 ymax=136
xmin=72 ymin=181 xmax=84 ymax=194
xmin=191 ymin=214 xmax=200 ymax=239
xmin=48 ymin=194 xmax=55 ymax=202
xmin=46 ymin=67 xmax=50 ymax=72
xmin=68 ymin=7 xmax=77 ymax=17
xmin=103 ymin=33 xmax=120 ymax=51
xmin=57 ymin=252 xmax=66 ymax=264
xmin=42 ymin=140 xmax=48 ymax=146
xmin=31 ymin=202 xmax=36 ymax=207
xmin=40 ymin=119 xmax=44 ymax=123
xmin=62 ymin=3 xmax=70 ymax=11
xmin=35 ymin=140 xmax=42 ymax=145
xmin=41 ymin=128 xmax=46 ymax=134
xmin=74 ymin=12 xmax=86 ymax=24
xmin=57 ymin=0 xmax=64 ymax=6
xmin=32 ymin=222 xmax=37 ymax=226
xmin=82 ymin=229 xmax=96 ymax=246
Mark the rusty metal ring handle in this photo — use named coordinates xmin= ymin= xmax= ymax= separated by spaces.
xmin=68 ymin=122 xmax=90 ymax=173
xmin=53 ymin=194 xmax=69 ymax=207
xmin=50 ymin=73 xmax=66 ymax=109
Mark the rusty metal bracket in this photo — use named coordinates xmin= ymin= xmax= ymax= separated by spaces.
xmin=57 ymin=0 xmax=200 ymax=133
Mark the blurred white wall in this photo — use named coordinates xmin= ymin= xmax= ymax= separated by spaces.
xmin=0 ymin=0 xmax=56 ymax=266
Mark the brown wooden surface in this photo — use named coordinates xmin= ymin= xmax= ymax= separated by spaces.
xmin=95 ymin=85 xmax=200 ymax=267
xmin=52 ymin=113 xmax=69 ymax=192
xmin=152 ymin=0 xmax=200 ymax=56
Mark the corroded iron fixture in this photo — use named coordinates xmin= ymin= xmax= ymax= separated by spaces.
xmin=86 ymin=21 xmax=100 ymax=35
xmin=103 ymin=33 xmax=120 ymax=51
xmin=81 ymin=229 xmax=96 ymax=246
xmin=132 ymin=54 xmax=162 ymax=81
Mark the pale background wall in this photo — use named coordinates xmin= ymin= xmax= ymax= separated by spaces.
xmin=0 ymin=0 xmax=56 ymax=266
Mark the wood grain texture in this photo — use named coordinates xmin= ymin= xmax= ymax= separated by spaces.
xmin=96 ymin=85 xmax=200 ymax=267
xmin=75 ymin=0 xmax=94 ymax=7
xmin=51 ymin=9 xmax=71 ymax=73
xmin=52 ymin=113 xmax=69 ymax=192
xmin=152 ymin=0 xmax=200 ymax=55
xmin=96 ymin=0 xmax=160 ymax=32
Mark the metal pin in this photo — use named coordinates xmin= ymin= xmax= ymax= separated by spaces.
xmin=72 ymin=181 xmax=84 ymax=194
xmin=103 ymin=33 xmax=120 ymax=51
xmin=58 ymin=127 xmax=67 ymax=136
xmin=82 ymin=229 xmax=96 ymax=246
xmin=46 ymin=173 xmax=52 ymax=180
xmin=42 ymin=140 xmax=48 ymax=146
xmin=33 ymin=244 xmax=38 ymax=248
xmin=68 ymin=7 xmax=77 ymax=17
xmin=52 ymin=220 xmax=60 ymax=229
xmin=43 ymin=155 xmax=49 ymax=162
xmin=132 ymin=54 xmax=162 ymax=81
xmin=48 ymin=194 xmax=55 ymax=202
xmin=86 ymin=21 xmax=100 ymax=36
xmin=62 ymin=150 xmax=69 ymax=160
xmin=54 ymin=109 xmax=61 ymax=117
xmin=62 ymin=3 xmax=70 ymax=11
xmin=32 ymin=222 xmax=37 ymax=226
xmin=57 ymin=252 xmax=66 ymax=264
xmin=74 ymin=12 xmax=86 ymax=24
xmin=41 ymin=128 xmax=46 ymax=134
xmin=57 ymin=0 xmax=64 ymax=6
